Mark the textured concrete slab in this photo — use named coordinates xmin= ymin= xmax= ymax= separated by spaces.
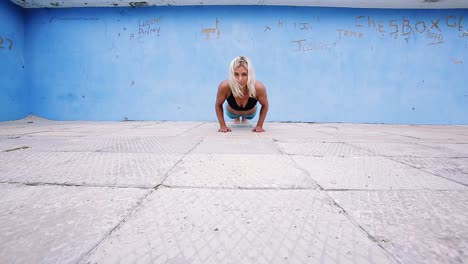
xmin=1 ymin=118 xmax=467 ymax=263
xmin=416 ymin=143 xmax=468 ymax=157
xmin=84 ymin=188 xmax=394 ymax=264
xmin=328 ymin=190 xmax=468 ymax=264
xmin=292 ymin=156 xmax=466 ymax=190
xmin=98 ymin=136 xmax=203 ymax=154
xmin=113 ymin=122 xmax=204 ymax=136
xmin=183 ymin=122 xmax=260 ymax=138
xmin=331 ymin=134 xmax=421 ymax=143
xmin=0 ymin=135 xmax=202 ymax=154
xmin=165 ymin=154 xmax=317 ymax=189
xmin=0 ymin=184 xmax=148 ymax=264
xmin=0 ymin=151 xmax=182 ymax=187
xmin=0 ymin=135 xmax=118 ymax=152
xmin=256 ymin=123 xmax=338 ymax=140
xmin=303 ymin=124 xmax=425 ymax=142
xmin=350 ymin=142 xmax=461 ymax=158
xmin=278 ymin=141 xmax=374 ymax=157
xmin=372 ymin=126 xmax=468 ymax=142
xmin=30 ymin=123 xmax=144 ymax=137
xmin=309 ymin=124 xmax=460 ymax=138
xmin=391 ymin=157 xmax=468 ymax=186
xmin=192 ymin=137 xmax=281 ymax=154
xmin=0 ymin=124 xmax=72 ymax=136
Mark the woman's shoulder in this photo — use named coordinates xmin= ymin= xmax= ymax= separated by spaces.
xmin=219 ymin=79 xmax=229 ymax=86
xmin=218 ymin=80 xmax=230 ymax=90
xmin=254 ymin=80 xmax=266 ymax=91
xmin=217 ymin=80 xmax=231 ymax=97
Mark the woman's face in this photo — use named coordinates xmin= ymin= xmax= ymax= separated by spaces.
xmin=234 ymin=66 xmax=248 ymax=88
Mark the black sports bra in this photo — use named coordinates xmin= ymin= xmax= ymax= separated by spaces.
xmin=227 ymin=93 xmax=258 ymax=111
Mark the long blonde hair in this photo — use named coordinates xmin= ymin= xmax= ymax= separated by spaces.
xmin=228 ymin=56 xmax=256 ymax=98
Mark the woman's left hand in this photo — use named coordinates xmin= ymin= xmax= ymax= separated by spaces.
xmin=252 ymin=126 xmax=265 ymax=132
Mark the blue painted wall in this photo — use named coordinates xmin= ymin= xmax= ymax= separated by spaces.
xmin=16 ymin=6 xmax=468 ymax=123
xmin=0 ymin=1 xmax=27 ymax=121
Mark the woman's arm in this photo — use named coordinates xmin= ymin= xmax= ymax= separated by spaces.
xmin=215 ymin=80 xmax=231 ymax=132
xmin=253 ymin=81 xmax=269 ymax=132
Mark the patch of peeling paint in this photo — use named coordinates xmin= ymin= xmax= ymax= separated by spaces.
xmin=8 ymin=0 xmax=468 ymax=9
xmin=129 ymin=1 xmax=148 ymax=7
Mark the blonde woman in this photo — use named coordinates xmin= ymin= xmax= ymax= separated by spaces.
xmin=215 ymin=56 xmax=269 ymax=132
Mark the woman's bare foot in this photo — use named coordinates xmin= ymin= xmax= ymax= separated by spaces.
xmin=241 ymin=118 xmax=249 ymax=124
xmin=234 ymin=117 xmax=240 ymax=124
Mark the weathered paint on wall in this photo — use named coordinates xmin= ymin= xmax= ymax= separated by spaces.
xmin=20 ymin=7 xmax=468 ymax=123
xmin=0 ymin=1 xmax=27 ymax=121
xmin=10 ymin=0 xmax=468 ymax=9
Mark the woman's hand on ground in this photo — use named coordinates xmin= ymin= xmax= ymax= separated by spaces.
xmin=218 ymin=126 xmax=232 ymax=133
xmin=252 ymin=126 xmax=265 ymax=132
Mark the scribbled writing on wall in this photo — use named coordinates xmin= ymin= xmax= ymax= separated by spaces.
xmin=264 ymin=18 xmax=336 ymax=53
xmin=294 ymin=21 xmax=315 ymax=31
xmin=130 ymin=16 xmax=162 ymax=40
xmin=0 ymin=36 xmax=14 ymax=50
xmin=201 ymin=18 xmax=220 ymax=40
xmin=355 ymin=15 xmax=464 ymax=45
xmin=336 ymin=29 xmax=364 ymax=39
xmin=289 ymin=19 xmax=336 ymax=52
xmin=264 ymin=18 xmax=319 ymax=33
xmin=427 ymin=31 xmax=444 ymax=45
xmin=292 ymin=39 xmax=336 ymax=53
xmin=291 ymin=39 xmax=336 ymax=52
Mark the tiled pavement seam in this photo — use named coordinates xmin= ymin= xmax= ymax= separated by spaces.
xmin=81 ymin=187 xmax=397 ymax=264
xmin=77 ymin=133 xmax=397 ymax=263
xmin=76 ymin=187 xmax=156 ymax=263
xmin=1 ymin=125 xmax=207 ymax=263
xmin=276 ymin=141 xmax=401 ymax=264
xmin=340 ymin=142 xmax=468 ymax=187
xmin=272 ymin=130 xmax=467 ymax=264
xmin=78 ymin=135 xmax=207 ymax=263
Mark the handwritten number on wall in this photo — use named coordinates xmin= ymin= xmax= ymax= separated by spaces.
xmin=0 ymin=36 xmax=14 ymax=50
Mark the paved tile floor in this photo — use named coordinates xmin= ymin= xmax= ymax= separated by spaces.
xmin=0 ymin=116 xmax=467 ymax=263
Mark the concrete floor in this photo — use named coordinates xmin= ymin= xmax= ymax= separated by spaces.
xmin=1 ymin=116 xmax=467 ymax=263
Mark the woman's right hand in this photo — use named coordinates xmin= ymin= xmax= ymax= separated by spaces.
xmin=218 ymin=126 xmax=232 ymax=133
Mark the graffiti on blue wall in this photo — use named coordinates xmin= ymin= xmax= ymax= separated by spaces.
xmin=130 ymin=16 xmax=162 ymax=40
xmin=355 ymin=15 xmax=464 ymax=45
xmin=0 ymin=35 xmax=14 ymax=50
xmin=201 ymin=17 xmax=220 ymax=40
xmin=259 ymin=14 xmax=466 ymax=52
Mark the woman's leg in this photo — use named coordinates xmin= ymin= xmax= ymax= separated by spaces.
xmin=226 ymin=105 xmax=257 ymax=124
xmin=225 ymin=107 xmax=241 ymax=123
xmin=241 ymin=111 xmax=257 ymax=123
